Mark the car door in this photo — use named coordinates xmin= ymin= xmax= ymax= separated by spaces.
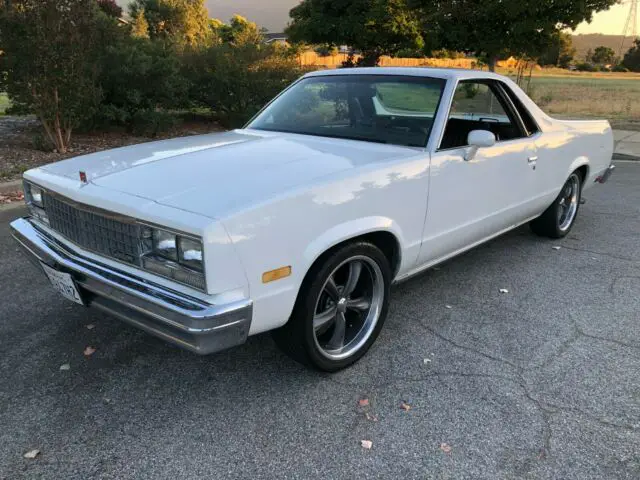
xmin=417 ymin=79 xmax=540 ymax=265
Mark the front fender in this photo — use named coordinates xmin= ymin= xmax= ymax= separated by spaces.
xmin=302 ymin=216 xmax=407 ymax=276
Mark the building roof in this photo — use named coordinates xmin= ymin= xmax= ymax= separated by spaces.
xmin=264 ymin=32 xmax=288 ymax=41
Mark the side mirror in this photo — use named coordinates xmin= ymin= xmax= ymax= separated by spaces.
xmin=464 ymin=130 xmax=496 ymax=161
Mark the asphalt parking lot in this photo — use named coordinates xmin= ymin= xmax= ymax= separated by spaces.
xmin=1 ymin=162 xmax=639 ymax=480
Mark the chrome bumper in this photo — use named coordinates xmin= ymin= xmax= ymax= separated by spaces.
xmin=596 ymin=163 xmax=615 ymax=184
xmin=9 ymin=217 xmax=252 ymax=355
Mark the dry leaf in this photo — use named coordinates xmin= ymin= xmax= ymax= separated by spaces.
xmin=83 ymin=346 xmax=96 ymax=357
xmin=59 ymin=363 xmax=70 ymax=371
xmin=361 ymin=440 xmax=373 ymax=450
xmin=358 ymin=398 xmax=369 ymax=407
xmin=499 ymin=288 xmax=509 ymax=294
xmin=85 ymin=324 xmax=95 ymax=330
xmin=440 ymin=443 xmax=452 ymax=454
xmin=400 ymin=401 xmax=411 ymax=412
xmin=23 ymin=449 xmax=40 ymax=459
xmin=365 ymin=412 xmax=378 ymax=422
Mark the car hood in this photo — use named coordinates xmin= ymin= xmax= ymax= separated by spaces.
xmin=40 ymin=129 xmax=416 ymax=218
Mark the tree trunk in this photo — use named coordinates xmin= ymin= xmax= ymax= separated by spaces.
xmin=487 ymin=56 xmax=497 ymax=72
xmin=52 ymin=88 xmax=68 ymax=154
xmin=358 ymin=50 xmax=382 ymax=67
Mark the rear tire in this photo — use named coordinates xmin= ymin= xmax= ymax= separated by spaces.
xmin=272 ymin=241 xmax=391 ymax=372
xmin=530 ymin=171 xmax=582 ymax=239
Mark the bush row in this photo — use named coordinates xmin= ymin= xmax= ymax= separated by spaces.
xmin=0 ymin=2 xmax=307 ymax=152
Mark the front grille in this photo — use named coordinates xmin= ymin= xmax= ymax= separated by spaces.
xmin=44 ymin=193 xmax=142 ymax=265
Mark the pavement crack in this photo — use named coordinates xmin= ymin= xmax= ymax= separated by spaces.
xmin=414 ymin=316 xmax=521 ymax=372
xmin=556 ymin=245 xmax=637 ymax=263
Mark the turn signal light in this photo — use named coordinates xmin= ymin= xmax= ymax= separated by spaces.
xmin=262 ymin=266 xmax=292 ymax=284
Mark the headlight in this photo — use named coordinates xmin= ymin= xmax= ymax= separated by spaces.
xmin=24 ymin=182 xmax=49 ymax=225
xmin=152 ymin=229 xmax=178 ymax=260
xmin=140 ymin=225 xmax=205 ymax=291
xmin=178 ymin=237 xmax=203 ymax=272
xmin=24 ymin=182 xmax=44 ymax=207
xmin=30 ymin=185 xmax=44 ymax=207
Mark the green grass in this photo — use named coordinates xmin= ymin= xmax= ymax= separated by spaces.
xmin=0 ymin=93 xmax=10 ymax=115
xmin=522 ymin=76 xmax=640 ymax=122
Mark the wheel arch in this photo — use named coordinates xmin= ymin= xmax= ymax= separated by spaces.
xmin=566 ymin=157 xmax=589 ymax=186
xmin=301 ymin=218 xmax=404 ymax=287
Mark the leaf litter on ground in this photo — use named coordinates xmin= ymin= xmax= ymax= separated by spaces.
xmin=23 ymin=449 xmax=40 ymax=459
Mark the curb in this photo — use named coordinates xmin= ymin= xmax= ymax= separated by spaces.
xmin=0 ymin=201 xmax=26 ymax=213
xmin=0 ymin=179 xmax=22 ymax=195
xmin=613 ymin=153 xmax=640 ymax=161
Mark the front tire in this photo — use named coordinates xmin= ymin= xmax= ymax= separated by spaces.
xmin=530 ymin=171 xmax=582 ymax=239
xmin=272 ymin=241 xmax=391 ymax=372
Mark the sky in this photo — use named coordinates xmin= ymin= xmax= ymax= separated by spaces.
xmin=116 ymin=1 xmax=635 ymax=36
xmin=574 ymin=2 xmax=636 ymax=35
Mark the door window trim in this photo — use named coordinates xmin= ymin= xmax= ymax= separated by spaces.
xmin=497 ymin=82 xmax=541 ymax=137
xmin=436 ymin=79 xmax=528 ymax=152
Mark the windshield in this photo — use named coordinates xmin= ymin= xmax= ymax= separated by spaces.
xmin=247 ymin=75 xmax=446 ymax=148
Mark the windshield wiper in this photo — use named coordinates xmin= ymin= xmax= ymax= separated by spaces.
xmin=252 ymin=127 xmax=388 ymax=145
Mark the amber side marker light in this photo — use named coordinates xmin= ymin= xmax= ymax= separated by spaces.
xmin=262 ymin=266 xmax=292 ymax=284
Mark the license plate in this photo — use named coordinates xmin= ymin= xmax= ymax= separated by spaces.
xmin=41 ymin=263 xmax=84 ymax=305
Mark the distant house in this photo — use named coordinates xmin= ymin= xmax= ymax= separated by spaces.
xmin=497 ymin=56 xmax=519 ymax=68
xmin=264 ymin=33 xmax=288 ymax=46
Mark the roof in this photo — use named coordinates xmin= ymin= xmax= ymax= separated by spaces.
xmin=264 ymin=32 xmax=288 ymax=40
xmin=304 ymin=67 xmax=509 ymax=82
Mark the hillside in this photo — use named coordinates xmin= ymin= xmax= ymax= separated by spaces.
xmin=572 ymin=34 xmax=636 ymax=61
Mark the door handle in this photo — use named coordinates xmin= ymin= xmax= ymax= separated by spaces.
xmin=527 ymin=156 xmax=538 ymax=164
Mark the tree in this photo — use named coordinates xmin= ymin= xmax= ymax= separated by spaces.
xmin=590 ymin=45 xmax=616 ymax=65
xmin=622 ymin=39 xmax=640 ymax=72
xmin=97 ymin=0 xmax=122 ymax=18
xmin=0 ymin=0 xmax=114 ymax=152
xmin=211 ymin=15 xmax=264 ymax=47
xmin=128 ymin=0 xmax=210 ymax=47
xmin=183 ymin=43 xmax=304 ymax=127
xmin=131 ymin=8 xmax=150 ymax=38
xmin=412 ymin=0 xmax=619 ymax=71
xmin=538 ymin=32 xmax=576 ymax=68
xmin=286 ymin=0 xmax=424 ymax=66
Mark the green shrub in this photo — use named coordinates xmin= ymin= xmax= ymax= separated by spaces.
xmin=90 ymin=37 xmax=188 ymax=134
xmin=612 ymin=64 xmax=629 ymax=73
xmin=32 ymin=132 xmax=55 ymax=152
xmin=184 ymin=44 xmax=306 ymax=128
xmin=130 ymin=110 xmax=181 ymax=137
xmin=575 ymin=62 xmax=597 ymax=72
xmin=315 ymin=44 xmax=338 ymax=57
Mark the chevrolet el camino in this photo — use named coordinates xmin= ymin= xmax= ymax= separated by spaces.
xmin=11 ymin=68 xmax=615 ymax=371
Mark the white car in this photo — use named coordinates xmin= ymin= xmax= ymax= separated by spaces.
xmin=11 ymin=68 xmax=615 ymax=371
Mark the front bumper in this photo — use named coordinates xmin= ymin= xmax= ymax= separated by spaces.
xmin=9 ymin=217 xmax=252 ymax=355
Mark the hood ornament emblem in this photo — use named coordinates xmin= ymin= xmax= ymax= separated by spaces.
xmin=79 ymin=171 xmax=87 ymax=184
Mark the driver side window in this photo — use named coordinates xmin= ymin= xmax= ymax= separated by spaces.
xmin=440 ymin=81 xmax=524 ymax=150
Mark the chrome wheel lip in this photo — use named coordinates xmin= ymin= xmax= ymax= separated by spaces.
xmin=312 ymin=255 xmax=384 ymax=361
xmin=558 ymin=174 xmax=580 ymax=232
